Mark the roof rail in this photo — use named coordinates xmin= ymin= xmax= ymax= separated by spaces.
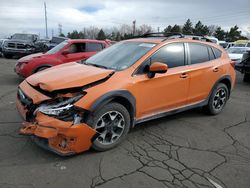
xmin=133 ymin=32 xmax=215 ymax=43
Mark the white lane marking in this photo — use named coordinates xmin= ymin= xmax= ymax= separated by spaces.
xmin=207 ymin=177 xmax=223 ymax=188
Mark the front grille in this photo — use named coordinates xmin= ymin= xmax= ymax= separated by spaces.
xmin=7 ymin=42 xmax=26 ymax=49
xmin=17 ymin=43 xmax=25 ymax=49
xmin=7 ymin=43 xmax=15 ymax=48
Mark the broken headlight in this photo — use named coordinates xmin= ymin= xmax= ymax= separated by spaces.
xmin=34 ymin=94 xmax=83 ymax=116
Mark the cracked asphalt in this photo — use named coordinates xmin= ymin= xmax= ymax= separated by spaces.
xmin=0 ymin=57 xmax=250 ymax=188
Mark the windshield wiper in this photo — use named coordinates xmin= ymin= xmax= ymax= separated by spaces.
xmin=82 ymin=62 xmax=109 ymax=69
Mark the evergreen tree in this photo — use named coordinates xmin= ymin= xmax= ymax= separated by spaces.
xmin=214 ymin=27 xmax=226 ymax=40
xmin=97 ymin=29 xmax=106 ymax=40
xmin=164 ymin=25 xmax=172 ymax=35
xmin=171 ymin=24 xmax=182 ymax=33
xmin=182 ymin=19 xmax=193 ymax=34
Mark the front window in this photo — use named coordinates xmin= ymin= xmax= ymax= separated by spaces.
xmin=46 ymin=41 xmax=68 ymax=54
xmin=83 ymin=41 xmax=156 ymax=70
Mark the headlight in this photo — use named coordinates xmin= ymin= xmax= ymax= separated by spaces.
xmin=34 ymin=94 xmax=83 ymax=116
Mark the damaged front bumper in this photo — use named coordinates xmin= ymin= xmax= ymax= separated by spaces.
xmin=18 ymin=111 xmax=97 ymax=156
xmin=16 ymin=80 xmax=97 ymax=156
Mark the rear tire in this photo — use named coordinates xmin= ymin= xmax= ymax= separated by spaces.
xmin=86 ymin=102 xmax=130 ymax=151
xmin=204 ymin=83 xmax=229 ymax=115
xmin=243 ymin=73 xmax=250 ymax=82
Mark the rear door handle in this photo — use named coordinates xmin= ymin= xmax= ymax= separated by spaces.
xmin=213 ymin=67 xmax=219 ymax=72
xmin=180 ymin=73 xmax=188 ymax=79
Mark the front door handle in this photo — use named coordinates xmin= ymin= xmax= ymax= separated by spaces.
xmin=213 ymin=67 xmax=219 ymax=72
xmin=180 ymin=73 xmax=188 ymax=79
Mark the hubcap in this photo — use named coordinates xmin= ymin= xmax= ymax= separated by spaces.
xmin=213 ymin=88 xmax=227 ymax=110
xmin=95 ymin=111 xmax=125 ymax=145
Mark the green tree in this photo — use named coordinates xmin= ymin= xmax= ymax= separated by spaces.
xmin=171 ymin=24 xmax=182 ymax=33
xmin=67 ymin=30 xmax=85 ymax=39
xmin=214 ymin=27 xmax=226 ymax=40
xmin=226 ymin=25 xmax=243 ymax=41
xmin=97 ymin=29 xmax=106 ymax=40
xmin=182 ymin=19 xmax=193 ymax=34
xmin=164 ymin=25 xmax=172 ymax=35
xmin=59 ymin=33 xmax=65 ymax=37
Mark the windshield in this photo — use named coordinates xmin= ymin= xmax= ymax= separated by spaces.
xmin=227 ymin=48 xmax=247 ymax=54
xmin=46 ymin=41 xmax=68 ymax=54
xmin=51 ymin=37 xmax=67 ymax=44
xmin=84 ymin=41 xmax=156 ymax=70
xmin=12 ymin=34 xmax=34 ymax=41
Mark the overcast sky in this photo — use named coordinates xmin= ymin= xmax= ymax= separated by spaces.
xmin=0 ymin=0 xmax=249 ymax=38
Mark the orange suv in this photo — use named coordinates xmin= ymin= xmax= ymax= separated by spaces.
xmin=16 ymin=33 xmax=236 ymax=155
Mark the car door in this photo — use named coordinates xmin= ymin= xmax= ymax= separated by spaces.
xmin=61 ymin=42 xmax=87 ymax=63
xmin=185 ymin=43 xmax=222 ymax=104
xmin=85 ymin=42 xmax=104 ymax=58
xmin=131 ymin=43 xmax=189 ymax=119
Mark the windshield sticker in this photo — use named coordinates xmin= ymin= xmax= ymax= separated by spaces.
xmin=139 ymin=43 xmax=156 ymax=48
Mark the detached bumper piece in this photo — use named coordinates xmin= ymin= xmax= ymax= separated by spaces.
xmin=20 ymin=113 xmax=96 ymax=156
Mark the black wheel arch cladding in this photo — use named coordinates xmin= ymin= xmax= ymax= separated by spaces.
xmin=89 ymin=90 xmax=136 ymax=127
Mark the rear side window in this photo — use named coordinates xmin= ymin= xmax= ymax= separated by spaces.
xmin=151 ymin=43 xmax=185 ymax=68
xmin=86 ymin=43 xmax=103 ymax=52
xmin=189 ymin=43 xmax=209 ymax=64
xmin=208 ymin=47 xmax=216 ymax=60
xmin=212 ymin=47 xmax=222 ymax=58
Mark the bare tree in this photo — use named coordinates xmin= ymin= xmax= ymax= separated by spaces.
xmin=82 ymin=26 xmax=99 ymax=39
xmin=208 ymin=25 xmax=219 ymax=36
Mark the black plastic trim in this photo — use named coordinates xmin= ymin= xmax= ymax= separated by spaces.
xmin=89 ymin=90 xmax=136 ymax=126
xmin=136 ymin=100 xmax=208 ymax=124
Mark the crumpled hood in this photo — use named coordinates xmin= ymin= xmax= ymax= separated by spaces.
xmin=26 ymin=62 xmax=114 ymax=92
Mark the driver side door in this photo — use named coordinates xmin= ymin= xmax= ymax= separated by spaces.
xmin=131 ymin=43 xmax=189 ymax=120
xmin=61 ymin=42 xmax=87 ymax=63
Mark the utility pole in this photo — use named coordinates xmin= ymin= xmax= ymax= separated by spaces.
xmin=157 ymin=27 xmax=160 ymax=33
xmin=44 ymin=2 xmax=48 ymax=39
xmin=132 ymin=20 xmax=136 ymax=36
xmin=58 ymin=23 xmax=62 ymax=36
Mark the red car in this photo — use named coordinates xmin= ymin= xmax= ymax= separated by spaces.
xmin=15 ymin=39 xmax=111 ymax=78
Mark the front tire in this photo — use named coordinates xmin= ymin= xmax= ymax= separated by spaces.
xmin=204 ymin=83 xmax=229 ymax=115
xmin=86 ymin=102 xmax=130 ymax=151
xmin=4 ymin=54 xmax=13 ymax=59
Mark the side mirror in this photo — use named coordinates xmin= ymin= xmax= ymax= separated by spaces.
xmin=62 ymin=50 xmax=70 ymax=55
xmin=148 ymin=62 xmax=168 ymax=78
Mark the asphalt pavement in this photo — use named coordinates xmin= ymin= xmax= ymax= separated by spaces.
xmin=0 ymin=57 xmax=250 ymax=188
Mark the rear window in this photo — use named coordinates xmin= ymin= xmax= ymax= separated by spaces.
xmin=189 ymin=43 xmax=210 ymax=64
xmin=86 ymin=43 xmax=103 ymax=52
xmin=212 ymin=48 xmax=222 ymax=58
